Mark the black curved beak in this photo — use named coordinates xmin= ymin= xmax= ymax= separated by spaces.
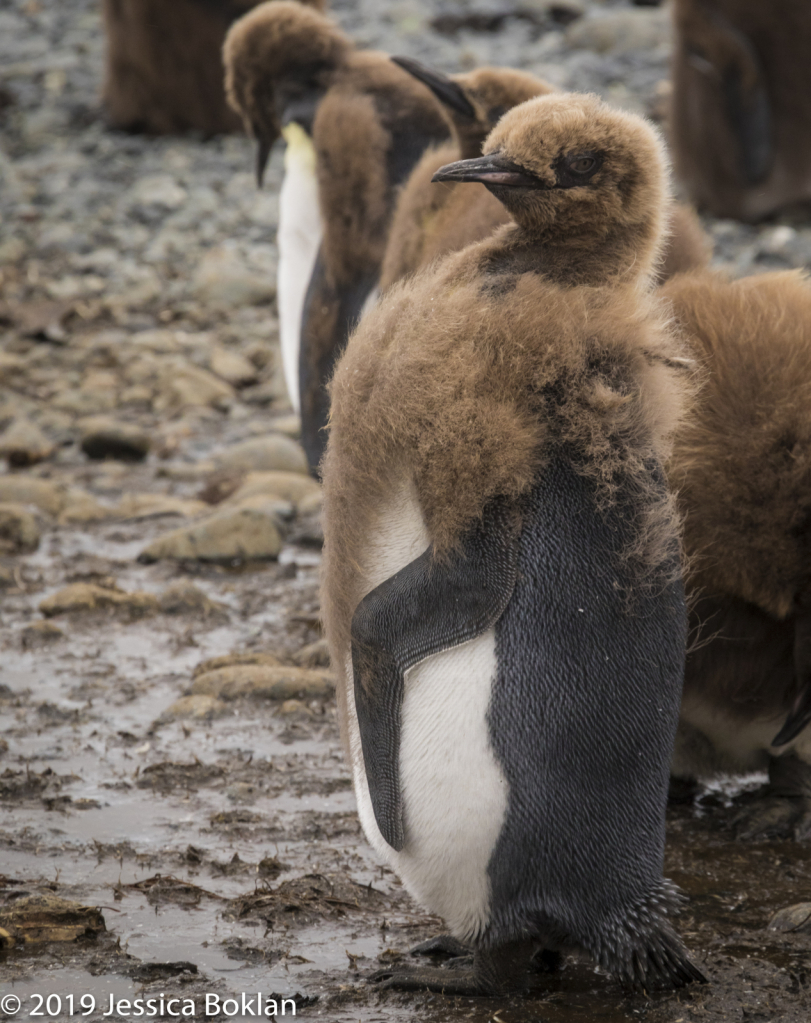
xmin=391 ymin=55 xmax=476 ymax=121
xmin=256 ymin=134 xmax=272 ymax=188
xmin=432 ymin=154 xmax=540 ymax=188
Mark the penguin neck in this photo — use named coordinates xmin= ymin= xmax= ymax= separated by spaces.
xmin=493 ymin=220 xmax=660 ymax=288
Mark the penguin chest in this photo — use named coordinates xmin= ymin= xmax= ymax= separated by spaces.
xmin=346 ymin=480 xmax=508 ymax=941
xmin=277 ymin=123 xmax=323 ymax=413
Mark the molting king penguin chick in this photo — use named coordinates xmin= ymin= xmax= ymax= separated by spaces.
xmin=663 ymin=269 xmax=811 ymax=840
xmin=321 ymin=93 xmax=705 ymax=995
xmin=223 ymin=3 xmax=449 ymax=473
xmin=671 ymin=0 xmax=811 ymax=221
xmin=102 ymin=0 xmax=319 ymax=134
xmin=380 ymin=57 xmax=711 ymax=294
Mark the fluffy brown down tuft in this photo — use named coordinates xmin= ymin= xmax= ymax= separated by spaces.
xmin=665 ymin=269 xmax=811 ymax=619
xmin=223 ymin=0 xmax=347 ymax=147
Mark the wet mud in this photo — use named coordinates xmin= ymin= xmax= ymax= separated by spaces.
xmin=3 ymin=0 xmax=811 ymax=1020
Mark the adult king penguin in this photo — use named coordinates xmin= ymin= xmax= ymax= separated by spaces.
xmin=321 ymin=93 xmax=705 ymax=994
xmin=664 ymin=269 xmax=811 ymax=840
xmin=223 ymin=2 xmax=449 ymax=473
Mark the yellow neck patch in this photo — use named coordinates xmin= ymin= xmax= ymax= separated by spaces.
xmin=282 ymin=122 xmax=317 ymax=172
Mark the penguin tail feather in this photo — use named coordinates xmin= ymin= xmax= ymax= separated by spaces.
xmin=590 ymin=880 xmax=707 ymax=991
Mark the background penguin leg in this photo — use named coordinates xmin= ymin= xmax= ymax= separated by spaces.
xmin=733 ymin=753 xmax=811 ymax=841
xmin=372 ymin=939 xmax=541 ymax=996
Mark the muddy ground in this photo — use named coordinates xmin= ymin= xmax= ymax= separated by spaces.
xmin=2 ymin=0 xmax=811 ymax=1020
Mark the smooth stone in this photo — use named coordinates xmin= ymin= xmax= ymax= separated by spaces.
xmin=0 ymin=477 xmax=66 ymax=516
xmin=21 ymin=620 xmax=65 ymax=649
xmin=154 ymin=363 xmax=234 ymax=412
xmin=225 ymin=470 xmax=319 ymax=508
xmin=210 ymin=346 xmax=258 ymax=388
xmin=267 ymin=414 xmax=301 ymax=438
xmin=58 ymin=489 xmax=114 ymax=524
xmin=192 ymin=652 xmax=283 ymax=679
xmin=190 ymin=664 xmax=333 ymax=701
xmin=0 ymin=503 xmax=40 ymax=554
xmin=227 ymin=493 xmax=295 ymax=523
xmin=193 ymin=246 xmax=276 ymax=309
xmin=78 ymin=416 xmax=151 ymax=462
xmin=156 ymin=695 xmax=228 ymax=723
xmin=0 ymin=418 xmax=54 ymax=467
xmin=213 ymin=436 xmax=308 ymax=475
xmin=39 ymin=582 xmax=159 ymax=618
xmin=138 ymin=506 xmax=283 ymax=564
xmin=768 ymin=903 xmax=811 ymax=933
xmin=158 ymin=581 xmax=226 ymax=617
xmin=113 ymin=493 xmax=207 ymax=519
xmin=292 ymin=638 xmax=330 ymax=669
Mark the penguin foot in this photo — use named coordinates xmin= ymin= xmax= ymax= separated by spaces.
xmin=409 ymin=934 xmax=470 ymax=959
xmin=370 ymin=964 xmax=486 ymax=996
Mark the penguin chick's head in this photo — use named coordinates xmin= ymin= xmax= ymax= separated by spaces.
xmin=434 ymin=93 xmax=670 ymax=269
xmin=392 ymin=57 xmax=556 ymax=159
xmin=224 ymin=1 xmax=350 ymax=182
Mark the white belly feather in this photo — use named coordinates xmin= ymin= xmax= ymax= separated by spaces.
xmin=345 ymin=480 xmax=508 ymax=940
xmin=277 ymin=123 xmax=323 ymax=414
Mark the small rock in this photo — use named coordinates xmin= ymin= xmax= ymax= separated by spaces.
xmin=292 ymin=638 xmax=330 ymax=669
xmin=268 ymin=414 xmax=301 ymax=438
xmin=0 ymin=477 xmax=65 ymax=516
xmin=214 ymin=436 xmax=308 ymax=475
xmin=157 ymin=695 xmax=228 ymax=723
xmin=277 ymin=699 xmax=311 ymax=716
xmin=190 ymin=664 xmax=333 ymax=701
xmin=157 ymin=460 xmax=217 ymax=482
xmin=138 ymin=507 xmax=283 ymax=564
xmin=130 ymin=174 xmax=187 ymax=211
xmin=566 ymin=8 xmax=669 ymax=55
xmin=39 ymin=582 xmax=159 ymax=618
xmin=768 ymin=903 xmax=811 ymax=933
xmin=0 ymin=894 xmax=106 ymax=945
xmin=210 ymin=346 xmax=258 ymax=388
xmin=192 ymin=652 xmax=283 ymax=678
xmin=197 ymin=468 xmax=245 ymax=505
xmin=228 ymin=493 xmax=295 ymax=523
xmin=297 ymin=490 xmax=323 ymax=517
xmin=113 ymin=493 xmax=207 ymax=520
xmin=0 ymin=503 xmax=40 ymax=554
xmin=21 ymin=620 xmax=64 ymax=649
xmin=226 ymin=470 xmax=320 ymax=508
xmin=158 ymin=581 xmax=226 ymax=617
xmin=0 ymin=566 xmax=15 ymax=587
xmin=194 ymin=246 xmax=276 ymax=309
xmin=58 ymin=489 xmax=114 ymax=525
xmin=154 ymin=363 xmax=234 ymax=412
xmin=78 ymin=416 xmax=151 ymax=462
xmin=0 ymin=418 xmax=54 ymax=467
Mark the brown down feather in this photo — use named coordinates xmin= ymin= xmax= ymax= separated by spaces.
xmin=322 ymin=93 xmax=696 ymax=673
xmin=670 ymin=0 xmax=811 ymax=220
xmin=380 ymin=66 xmax=709 ymax=294
xmin=665 ymin=269 xmax=811 ymax=621
xmin=103 ymin=0 xmax=325 ymax=134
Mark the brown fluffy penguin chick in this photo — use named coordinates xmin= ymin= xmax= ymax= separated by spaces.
xmin=102 ymin=0 xmax=321 ymax=134
xmin=223 ymin=3 xmax=449 ymax=473
xmin=322 ymin=93 xmax=703 ymax=995
xmin=663 ymin=269 xmax=811 ymax=840
xmin=379 ymin=59 xmax=709 ymax=293
xmin=671 ymin=0 xmax=811 ymax=221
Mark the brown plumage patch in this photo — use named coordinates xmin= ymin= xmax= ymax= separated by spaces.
xmin=224 ymin=0 xmax=344 ymax=147
xmin=102 ymin=0 xmax=324 ymax=135
xmin=380 ymin=67 xmax=709 ymax=294
xmin=323 ymin=93 xmax=694 ymax=667
xmin=671 ymin=0 xmax=811 ymax=220
xmin=665 ymin=269 xmax=811 ymax=620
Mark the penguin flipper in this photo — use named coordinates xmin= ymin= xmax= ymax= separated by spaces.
xmin=351 ymin=500 xmax=519 ymax=851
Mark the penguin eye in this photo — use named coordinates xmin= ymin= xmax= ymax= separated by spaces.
xmin=569 ymin=155 xmax=597 ymax=175
xmin=555 ymin=151 xmax=603 ymax=188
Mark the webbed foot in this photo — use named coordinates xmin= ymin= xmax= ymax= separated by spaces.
xmin=734 ymin=754 xmax=811 ymax=841
xmin=371 ymin=940 xmax=540 ymax=996
xmin=370 ymin=963 xmax=485 ymax=996
xmin=409 ymin=934 xmax=470 ymax=959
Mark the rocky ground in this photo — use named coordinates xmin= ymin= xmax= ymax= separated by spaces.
xmin=2 ymin=0 xmax=811 ymax=1021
